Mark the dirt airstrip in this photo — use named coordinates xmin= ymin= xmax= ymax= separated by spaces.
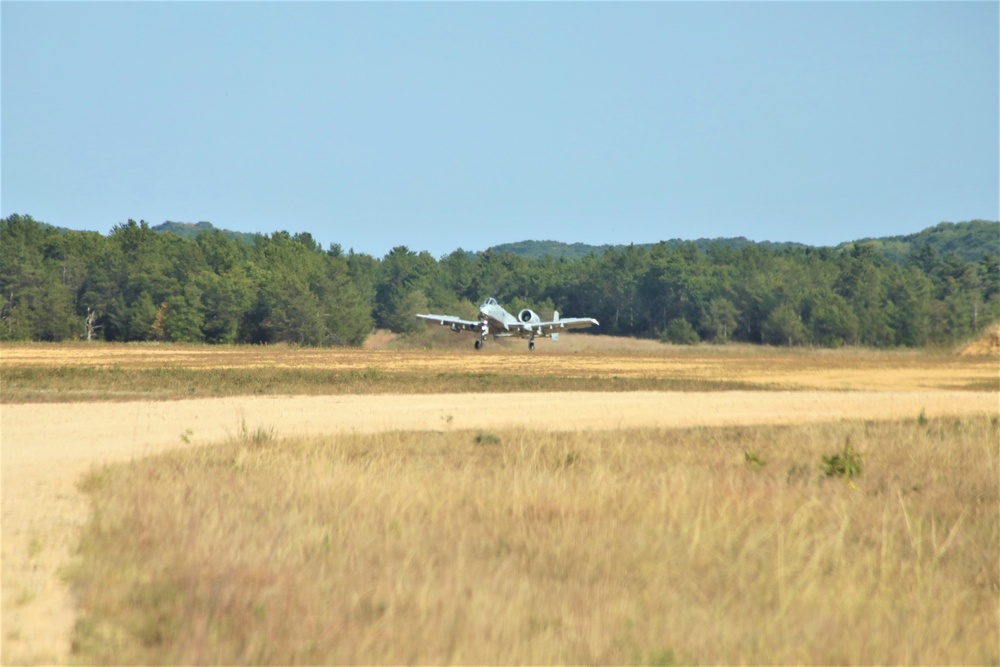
xmin=1 ymin=342 xmax=998 ymax=664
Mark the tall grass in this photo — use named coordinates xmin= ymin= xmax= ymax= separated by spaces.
xmin=69 ymin=417 xmax=998 ymax=664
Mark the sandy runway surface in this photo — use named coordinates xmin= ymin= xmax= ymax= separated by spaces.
xmin=3 ymin=389 xmax=998 ymax=663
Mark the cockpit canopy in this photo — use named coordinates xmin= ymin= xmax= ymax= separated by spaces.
xmin=481 ymin=297 xmax=499 ymax=307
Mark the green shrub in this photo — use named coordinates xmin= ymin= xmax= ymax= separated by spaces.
xmin=659 ymin=318 xmax=700 ymax=345
xmin=822 ymin=438 xmax=863 ymax=478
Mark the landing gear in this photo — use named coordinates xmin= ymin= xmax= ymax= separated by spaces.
xmin=475 ymin=323 xmax=488 ymax=350
xmin=528 ymin=340 xmax=535 ymax=351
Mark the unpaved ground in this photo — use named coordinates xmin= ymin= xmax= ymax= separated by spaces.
xmin=1 ymin=343 xmax=998 ymax=664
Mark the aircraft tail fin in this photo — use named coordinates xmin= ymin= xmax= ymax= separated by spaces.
xmin=553 ymin=310 xmax=559 ymax=322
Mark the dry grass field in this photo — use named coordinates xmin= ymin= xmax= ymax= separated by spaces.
xmin=1 ymin=335 xmax=995 ymax=402
xmin=1 ymin=338 xmax=997 ymax=665
xmin=67 ymin=420 xmax=998 ymax=665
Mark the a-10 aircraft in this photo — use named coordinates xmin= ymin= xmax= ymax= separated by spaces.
xmin=416 ymin=297 xmax=599 ymax=350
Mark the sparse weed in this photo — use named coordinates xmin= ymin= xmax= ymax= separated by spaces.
xmin=27 ymin=535 xmax=43 ymax=559
xmin=474 ymin=432 xmax=501 ymax=446
xmin=76 ymin=465 xmax=111 ymax=494
xmin=786 ymin=463 xmax=812 ymax=485
xmin=347 ymin=366 xmax=382 ymax=382
xmin=744 ymin=448 xmax=765 ymax=470
xmin=235 ymin=420 xmax=276 ymax=447
xmin=644 ymin=648 xmax=679 ymax=667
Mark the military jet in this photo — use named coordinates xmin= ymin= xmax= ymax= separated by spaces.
xmin=416 ymin=297 xmax=599 ymax=350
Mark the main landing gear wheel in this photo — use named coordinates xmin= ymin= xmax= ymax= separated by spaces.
xmin=528 ymin=340 xmax=535 ymax=351
xmin=475 ymin=339 xmax=483 ymax=350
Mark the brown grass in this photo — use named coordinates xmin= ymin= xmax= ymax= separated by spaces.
xmin=2 ymin=340 xmax=995 ymax=402
xmin=68 ymin=417 xmax=999 ymax=665
xmin=961 ymin=324 xmax=1000 ymax=357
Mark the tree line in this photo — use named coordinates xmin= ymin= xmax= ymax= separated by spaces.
xmin=2 ymin=214 xmax=997 ymax=347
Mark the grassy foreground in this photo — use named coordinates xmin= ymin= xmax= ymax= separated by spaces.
xmin=68 ymin=417 xmax=998 ymax=665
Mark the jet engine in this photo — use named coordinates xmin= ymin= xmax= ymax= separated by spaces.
xmin=518 ymin=309 xmax=541 ymax=324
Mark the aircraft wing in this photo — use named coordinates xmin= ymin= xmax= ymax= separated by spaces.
xmin=528 ymin=317 xmax=600 ymax=334
xmin=415 ymin=313 xmax=483 ymax=332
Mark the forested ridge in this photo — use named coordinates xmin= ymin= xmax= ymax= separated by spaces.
xmin=2 ymin=214 xmax=997 ymax=347
xmin=490 ymin=220 xmax=999 ymax=262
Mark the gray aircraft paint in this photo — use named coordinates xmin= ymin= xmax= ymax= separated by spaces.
xmin=417 ymin=297 xmax=599 ymax=350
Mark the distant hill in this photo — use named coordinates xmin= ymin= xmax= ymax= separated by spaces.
xmin=492 ymin=220 xmax=998 ymax=263
xmin=488 ymin=240 xmax=618 ymax=260
xmin=36 ymin=217 xmax=997 ymax=263
xmin=489 ymin=237 xmax=808 ymax=260
xmin=151 ymin=221 xmax=260 ymax=246
xmin=842 ymin=220 xmax=999 ymax=264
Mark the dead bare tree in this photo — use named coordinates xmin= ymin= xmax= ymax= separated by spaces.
xmin=83 ymin=308 xmax=102 ymax=342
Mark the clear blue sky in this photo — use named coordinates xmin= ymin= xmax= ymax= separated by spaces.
xmin=3 ymin=1 xmax=997 ymax=258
